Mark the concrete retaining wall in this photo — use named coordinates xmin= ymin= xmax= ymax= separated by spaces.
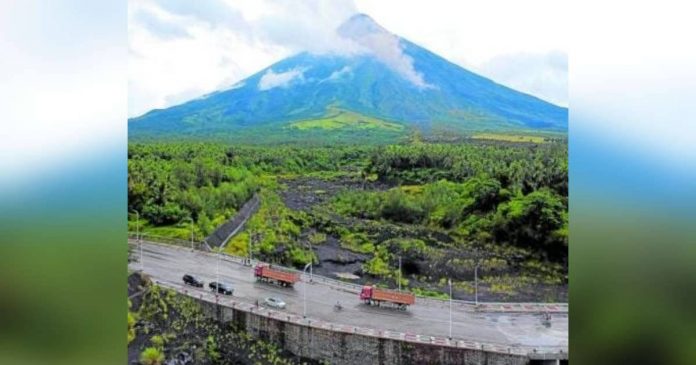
xmin=183 ymin=292 xmax=532 ymax=365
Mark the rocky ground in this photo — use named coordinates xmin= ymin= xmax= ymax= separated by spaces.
xmin=309 ymin=233 xmax=369 ymax=278
xmin=278 ymin=177 xmax=568 ymax=303
xmin=127 ymin=272 xmax=313 ymax=365
xmin=280 ymin=177 xmax=389 ymax=212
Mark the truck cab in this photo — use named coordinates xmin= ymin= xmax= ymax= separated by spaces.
xmin=254 ymin=263 xmax=265 ymax=277
xmin=360 ymin=285 xmax=373 ymax=301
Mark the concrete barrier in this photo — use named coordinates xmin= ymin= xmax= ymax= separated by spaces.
xmin=156 ymin=280 xmax=562 ymax=365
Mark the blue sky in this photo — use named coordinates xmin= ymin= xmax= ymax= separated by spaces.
xmin=128 ymin=0 xmax=568 ymax=117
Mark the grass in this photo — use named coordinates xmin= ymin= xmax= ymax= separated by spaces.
xmin=339 ymin=232 xmax=376 ymax=254
xmin=399 ymin=185 xmax=425 ymax=195
xmin=472 ymin=133 xmax=547 ymax=143
xmin=411 ymin=287 xmax=450 ymax=300
xmin=140 ymin=225 xmax=191 ymax=240
xmin=288 ymin=109 xmax=404 ymax=131
xmin=224 ymin=231 xmax=249 ymax=256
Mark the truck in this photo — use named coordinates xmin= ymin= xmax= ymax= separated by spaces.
xmin=359 ymin=285 xmax=415 ymax=310
xmin=254 ymin=264 xmax=300 ymax=287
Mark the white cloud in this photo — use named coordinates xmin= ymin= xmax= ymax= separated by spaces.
xmin=258 ymin=68 xmax=307 ymax=91
xmin=336 ymin=14 xmax=431 ymax=88
xmin=326 ymin=66 xmax=352 ymax=81
xmin=248 ymin=0 xmax=360 ymax=55
xmin=479 ymin=51 xmax=568 ymax=106
xmin=128 ymin=0 xmax=287 ymax=117
xmin=131 ymin=7 xmax=190 ymax=40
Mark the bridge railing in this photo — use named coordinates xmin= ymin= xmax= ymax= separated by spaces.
xmin=152 ymin=279 xmax=567 ymax=358
xmin=129 ymin=235 xmax=568 ymax=313
xmin=128 ymin=232 xmax=210 ymax=251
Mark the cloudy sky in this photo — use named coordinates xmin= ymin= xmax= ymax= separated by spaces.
xmin=129 ymin=0 xmax=567 ymax=117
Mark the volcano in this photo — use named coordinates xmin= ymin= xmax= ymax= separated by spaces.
xmin=129 ymin=14 xmax=567 ymax=142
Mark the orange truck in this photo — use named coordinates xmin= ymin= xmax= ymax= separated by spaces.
xmin=254 ymin=264 xmax=300 ymax=287
xmin=359 ymin=285 xmax=415 ymax=310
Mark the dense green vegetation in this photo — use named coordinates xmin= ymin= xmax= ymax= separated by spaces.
xmin=366 ymin=143 xmax=567 ymax=194
xmin=128 ymin=138 xmax=567 ymax=301
xmin=330 ymin=180 xmax=567 ymax=261
xmin=128 ymin=143 xmax=373 ymax=239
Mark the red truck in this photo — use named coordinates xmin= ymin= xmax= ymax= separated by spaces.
xmin=254 ymin=264 xmax=300 ymax=287
xmin=359 ymin=285 xmax=415 ymax=310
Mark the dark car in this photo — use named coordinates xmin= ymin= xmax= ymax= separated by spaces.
xmin=182 ymin=274 xmax=204 ymax=288
xmin=209 ymin=281 xmax=233 ymax=295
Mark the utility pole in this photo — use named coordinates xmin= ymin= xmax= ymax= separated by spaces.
xmin=398 ymin=255 xmax=402 ymax=292
xmin=449 ymin=278 xmax=453 ymax=339
xmin=303 ymin=262 xmax=312 ymax=318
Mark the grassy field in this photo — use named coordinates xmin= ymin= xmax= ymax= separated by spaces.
xmin=287 ymin=109 xmax=404 ymax=131
xmin=471 ymin=133 xmax=548 ymax=143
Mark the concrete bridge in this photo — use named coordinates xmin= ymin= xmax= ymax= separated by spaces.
xmin=128 ymin=241 xmax=568 ymax=364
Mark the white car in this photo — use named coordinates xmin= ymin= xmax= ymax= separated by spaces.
xmin=264 ymin=297 xmax=286 ymax=309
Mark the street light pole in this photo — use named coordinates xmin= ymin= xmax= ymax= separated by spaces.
xmin=216 ymin=247 xmax=220 ymax=296
xmin=303 ymin=262 xmax=312 ymax=318
xmin=131 ymin=210 xmax=143 ymax=272
xmin=132 ymin=210 xmax=139 ymax=242
xmin=398 ymin=255 xmax=402 ymax=292
xmin=474 ymin=263 xmax=479 ymax=306
xmin=184 ymin=217 xmax=194 ymax=251
xmin=139 ymin=229 xmax=143 ymax=271
xmin=190 ymin=219 xmax=194 ymax=250
xmin=248 ymin=231 xmax=252 ymax=265
xmin=307 ymin=241 xmax=314 ymax=282
xmin=449 ymin=278 xmax=453 ymax=339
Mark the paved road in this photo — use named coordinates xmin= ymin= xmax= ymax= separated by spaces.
xmin=129 ymin=242 xmax=567 ymax=352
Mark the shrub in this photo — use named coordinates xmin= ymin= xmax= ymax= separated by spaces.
xmin=127 ymin=312 xmax=136 ymax=344
xmin=308 ymin=232 xmax=326 ymax=245
xmin=139 ymin=347 xmax=164 ymax=365
xmin=150 ymin=334 xmax=164 ymax=349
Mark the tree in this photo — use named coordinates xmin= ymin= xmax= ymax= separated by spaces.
xmin=462 ymin=175 xmax=503 ymax=213
xmin=492 ymin=189 xmax=567 ymax=260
